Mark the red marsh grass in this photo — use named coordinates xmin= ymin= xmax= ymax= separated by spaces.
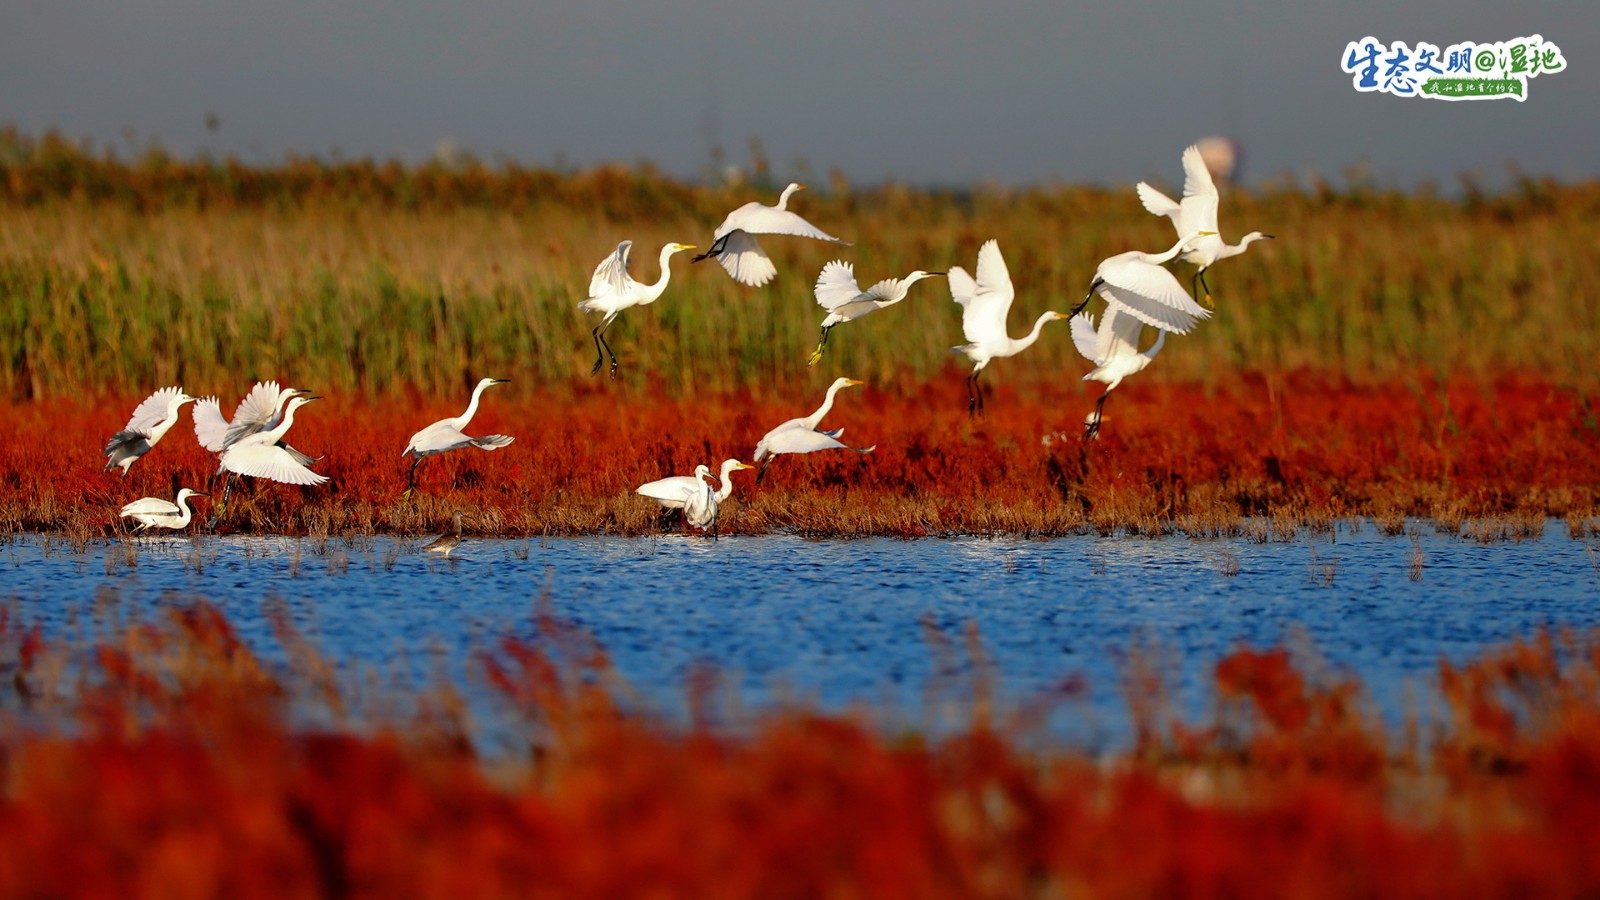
xmin=1 ymin=372 xmax=1595 ymax=536
xmin=3 ymin=601 xmax=1600 ymax=895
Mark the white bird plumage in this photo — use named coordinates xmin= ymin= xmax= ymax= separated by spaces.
xmin=1136 ymin=144 xmax=1274 ymax=305
xmin=808 ymin=262 xmax=943 ymax=365
xmin=402 ymin=377 xmax=514 ymax=492
xmin=119 ymin=487 xmax=208 ymax=532
xmin=194 ymin=381 xmax=317 ymax=464
xmin=103 ymin=386 xmax=197 ymax=475
xmin=578 ymin=240 xmax=696 ymax=378
xmin=1070 ymin=307 xmax=1165 ymax=440
xmin=752 ymin=377 xmax=875 ymax=480
xmin=1075 ymin=231 xmax=1215 ymax=336
xmin=691 ymin=183 xmax=849 ymax=287
xmin=219 ymin=395 xmax=328 ymax=486
xmin=948 ymin=240 xmax=1067 ymax=415
xmin=636 ymin=459 xmax=753 ymax=536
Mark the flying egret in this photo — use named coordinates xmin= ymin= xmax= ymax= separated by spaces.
xmin=1136 ymin=144 xmax=1274 ymax=306
xmin=808 ymin=261 xmax=944 ymax=365
xmin=578 ymin=240 xmax=696 ymax=378
xmin=1070 ymin=307 xmax=1164 ymax=441
xmin=1072 ymin=231 xmax=1216 ymax=336
xmin=194 ymin=381 xmax=316 ymax=463
xmin=949 ymin=240 xmax=1068 ymax=415
xmin=422 ymin=512 xmax=464 ymax=556
xmin=402 ymin=378 xmax=514 ymax=493
xmin=752 ymin=377 xmax=875 ymax=481
xmin=636 ymin=459 xmax=753 ymax=536
xmin=119 ymin=488 xmax=208 ymax=532
xmin=103 ymin=387 xmax=196 ymax=475
xmin=691 ymin=183 xmax=849 ymax=287
xmin=218 ymin=396 xmax=328 ymax=486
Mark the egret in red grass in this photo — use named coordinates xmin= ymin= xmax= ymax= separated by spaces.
xmin=103 ymin=386 xmax=196 ymax=475
xmin=752 ymin=377 xmax=875 ymax=481
xmin=1070 ymin=307 xmax=1165 ymax=441
xmin=402 ymin=378 xmax=514 ymax=494
xmin=636 ymin=459 xmax=753 ymax=537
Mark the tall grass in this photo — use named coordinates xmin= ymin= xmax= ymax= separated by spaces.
xmin=3 ymin=129 xmax=1598 ymax=401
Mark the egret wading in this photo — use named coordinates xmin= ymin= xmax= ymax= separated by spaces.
xmin=752 ymin=377 xmax=875 ymax=481
xmin=119 ymin=488 xmax=208 ymax=533
xmin=636 ymin=459 xmax=752 ymax=537
xmin=1073 ymin=231 xmax=1216 ymax=335
xmin=1136 ymin=144 xmax=1274 ymax=307
xmin=578 ymin=240 xmax=695 ymax=378
xmin=402 ymin=378 xmax=514 ymax=494
xmin=949 ymin=240 xmax=1067 ymax=416
xmin=103 ymin=387 xmax=196 ymax=475
xmin=808 ymin=262 xmax=943 ymax=365
xmin=692 ymin=183 xmax=849 ymax=287
xmin=1070 ymin=307 xmax=1165 ymax=441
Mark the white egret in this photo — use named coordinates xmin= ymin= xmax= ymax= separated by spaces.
xmin=422 ymin=512 xmax=464 ymax=556
xmin=752 ymin=377 xmax=875 ymax=481
xmin=1072 ymin=231 xmax=1215 ymax=336
xmin=402 ymin=378 xmax=514 ymax=492
xmin=1136 ymin=144 xmax=1274 ymax=306
xmin=636 ymin=459 xmax=753 ymax=536
xmin=691 ymin=183 xmax=849 ymax=287
xmin=1070 ymin=307 xmax=1164 ymax=441
xmin=103 ymin=387 xmax=196 ymax=475
xmin=578 ymin=240 xmax=696 ymax=378
xmin=808 ymin=261 xmax=943 ymax=365
xmin=219 ymin=396 xmax=328 ymax=486
xmin=949 ymin=240 xmax=1068 ymax=415
xmin=194 ymin=381 xmax=316 ymax=463
xmin=636 ymin=464 xmax=713 ymax=511
xmin=119 ymin=488 xmax=208 ymax=532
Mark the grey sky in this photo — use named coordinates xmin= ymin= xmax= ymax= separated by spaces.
xmin=2 ymin=0 xmax=1592 ymax=188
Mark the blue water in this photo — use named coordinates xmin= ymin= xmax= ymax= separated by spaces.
xmin=3 ymin=524 xmax=1597 ymax=748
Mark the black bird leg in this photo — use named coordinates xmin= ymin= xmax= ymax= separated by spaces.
xmin=1083 ymin=392 xmax=1109 ymax=442
xmin=690 ymin=235 xmax=727 ymax=264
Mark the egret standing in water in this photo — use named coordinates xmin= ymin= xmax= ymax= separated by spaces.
xmin=119 ymin=488 xmax=208 ymax=532
xmin=1070 ymin=307 xmax=1165 ymax=441
xmin=103 ymin=387 xmax=196 ymax=475
xmin=1073 ymin=231 xmax=1215 ymax=335
xmin=578 ymin=240 xmax=696 ymax=378
xmin=402 ymin=378 xmax=514 ymax=494
xmin=752 ymin=377 xmax=875 ymax=481
xmin=949 ymin=240 xmax=1067 ymax=416
xmin=808 ymin=262 xmax=943 ymax=365
xmin=636 ymin=459 xmax=753 ymax=537
xmin=692 ymin=183 xmax=849 ymax=287
xmin=1136 ymin=144 xmax=1274 ymax=307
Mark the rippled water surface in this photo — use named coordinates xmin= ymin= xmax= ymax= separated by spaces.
xmin=5 ymin=524 xmax=1598 ymax=745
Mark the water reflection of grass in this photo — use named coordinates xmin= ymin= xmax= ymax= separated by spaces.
xmin=1 ymin=599 xmax=1599 ymax=895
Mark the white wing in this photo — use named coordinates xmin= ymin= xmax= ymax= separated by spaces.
xmin=193 ymin=398 xmax=229 ymax=452
xmin=955 ymin=240 xmax=1016 ymax=345
xmin=1135 ymin=182 xmax=1181 ymax=224
xmin=405 ymin=422 xmax=472 ymax=457
xmin=1096 ymin=260 xmax=1209 ymax=335
xmin=635 ymin=475 xmax=702 ymax=507
xmin=1101 ymin=306 xmax=1146 ymax=360
xmin=813 ymin=260 xmax=862 ymax=311
xmin=119 ymin=496 xmax=180 ymax=517
xmin=221 ymin=444 xmax=328 ymax=485
xmin=587 ymin=240 xmax=633 ymax=301
xmin=761 ymin=428 xmax=865 ymax=456
xmin=1177 ymin=144 xmax=1220 ymax=234
xmin=123 ymin=387 xmax=183 ymax=433
xmin=716 ymin=204 xmax=843 ymax=243
xmin=715 ymin=230 xmax=777 ymax=287
xmin=859 ymin=276 xmax=903 ymax=304
xmin=224 ymin=381 xmax=284 ymax=447
xmin=1069 ymin=312 xmax=1101 ymax=364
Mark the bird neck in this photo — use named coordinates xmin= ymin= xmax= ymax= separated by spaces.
xmin=805 ymin=383 xmax=846 ymax=428
xmin=1141 ymin=328 xmax=1167 ymax=361
xmin=262 ymin=402 xmax=300 ymax=442
xmin=640 ymin=246 xmax=678 ymax=303
xmin=714 ymin=465 xmax=738 ymax=502
xmin=1012 ymin=313 xmax=1058 ymax=353
xmin=1147 ymin=233 xmax=1195 ymax=266
xmin=775 ymin=184 xmax=801 ymax=210
xmin=457 ymin=382 xmax=489 ymax=427
xmin=174 ymin=493 xmax=195 ymax=526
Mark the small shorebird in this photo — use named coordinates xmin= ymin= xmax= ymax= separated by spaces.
xmin=422 ymin=511 xmax=464 ymax=556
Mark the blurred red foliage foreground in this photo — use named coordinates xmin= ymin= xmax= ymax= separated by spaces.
xmin=1 ymin=602 xmax=1600 ymax=898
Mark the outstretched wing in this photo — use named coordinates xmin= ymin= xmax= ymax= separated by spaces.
xmin=813 ymin=260 xmax=862 ymax=311
xmin=1177 ymin=143 xmax=1220 ymax=234
xmin=1135 ymin=182 xmax=1181 ymax=226
xmin=956 ymin=240 xmax=1016 ymax=345
xmin=224 ymin=381 xmax=284 ymax=447
xmin=124 ymin=386 xmax=184 ymax=433
xmin=1096 ymin=260 xmax=1209 ymax=335
xmin=1069 ymin=312 xmax=1101 ymax=364
xmin=221 ymin=445 xmax=328 ymax=485
xmin=715 ymin=230 xmax=777 ymax=287
xmin=193 ymin=398 xmax=229 ymax=452
xmin=635 ymin=475 xmax=700 ymax=507
xmin=860 ymin=276 xmax=904 ymax=304
xmin=718 ymin=205 xmax=843 ymax=243
xmin=762 ymin=427 xmax=858 ymax=456
xmin=587 ymin=240 xmax=633 ymax=301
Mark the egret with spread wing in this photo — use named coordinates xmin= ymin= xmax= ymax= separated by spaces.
xmin=949 ymin=240 xmax=1067 ymax=415
xmin=1073 ymin=231 xmax=1215 ymax=336
xmin=119 ymin=488 xmax=208 ymax=533
xmin=752 ymin=377 xmax=874 ymax=481
xmin=578 ymin=240 xmax=696 ymax=378
xmin=637 ymin=459 xmax=753 ymax=537
xmin=809 ymin=262 xmax=943 ymax=365
xmin=104 ymin=387 xmax=196 ymax=475
xmin=1136 ymin=144 xmax=1274 ymax=307
xmin=1070 ymin=307 xmax=1165 ymax=441
xmin=402 ymin=378 xmax=514 ymax=493
xmin=692 ymin=183 xmax=848 ymax=287
xmin=219 ymin=395 xmax=328 ymax=487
